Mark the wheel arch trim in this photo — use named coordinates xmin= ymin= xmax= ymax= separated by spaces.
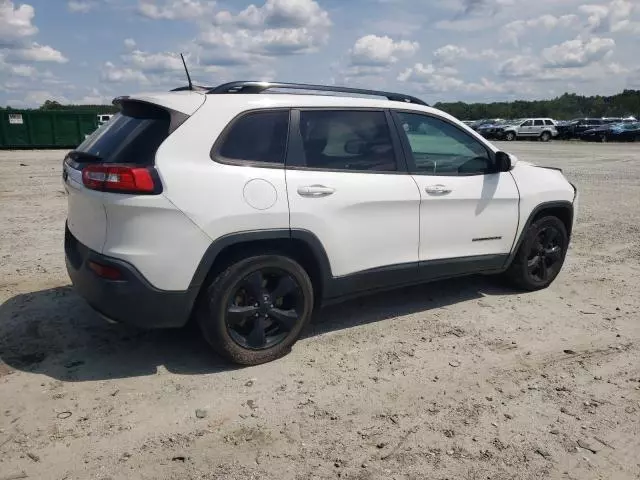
xmin=187 ymin=228 xmax=333 ymax=292
xmin=504 ymin=200 xmax=574 ymax=269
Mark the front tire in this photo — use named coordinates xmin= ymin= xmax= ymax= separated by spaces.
xmin=505 ymin=132 xmax=516 ymax=141
xmin=197 ymin=255 xmax=314 ymax=365
xmin=505 ymin=216 xmax=568 ymax=291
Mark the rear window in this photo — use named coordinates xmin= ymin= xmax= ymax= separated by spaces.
xmin=545 ymin=119 xmax=554 ymax=126
xmin=75 ymin=102 xmax=171 ymax=165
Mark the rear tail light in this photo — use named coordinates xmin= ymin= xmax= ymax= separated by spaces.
xmin=82 ymin=164 xmax=160 ymax=194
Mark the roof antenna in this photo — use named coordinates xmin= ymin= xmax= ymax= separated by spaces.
xmin=180 ymin=53 xmax=193 ymax=90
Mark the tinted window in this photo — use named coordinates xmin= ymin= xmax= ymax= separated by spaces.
xmin=534 ymin=120 xmax=544 ymax=126
xmin=298 ymin=110 xmax=396 ymax=172
xmin=76 ymin=103 xmax=170 ymax=165
xmin=522 ymin=120 xmax=533 ymax=126
xmin=396 ymin=112 xmax=493 ymax=176
xmin=544 ymin=119 xmax=554 ymax=126
xmin=218 ymin=111 xmax=289 ymax=164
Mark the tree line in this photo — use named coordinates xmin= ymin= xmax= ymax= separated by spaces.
xmin=434 ymin=90 xmax=640 ymax=120
xmin=3 ymin=89 xmax=640 ymax=120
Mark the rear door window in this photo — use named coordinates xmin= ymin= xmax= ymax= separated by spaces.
xmin=76 ymin=102 xmax=170 ymax=165
xmin=297 ymin=110 xmax=397 ymax=172
xmin=534 ymin=120 xmax=544 ymax=126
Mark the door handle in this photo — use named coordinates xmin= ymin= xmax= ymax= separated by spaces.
xmin=297 ymin=185 xmax=335 ymax=197
xmin=425 ymin=184 xmax=451 ymax=195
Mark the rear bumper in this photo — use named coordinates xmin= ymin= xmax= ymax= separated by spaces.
xmin=65 ymin=224 xmax=195 ymax=328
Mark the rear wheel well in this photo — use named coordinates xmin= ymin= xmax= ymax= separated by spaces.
xmin=533 ymin=205 xmax=573 ymax=237
xmin=197 ymin=238 xmax=325 ymax=308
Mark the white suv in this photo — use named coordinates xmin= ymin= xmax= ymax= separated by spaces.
xmin=64 ymin=81 xmax=578 ymax=365
xmin=499 ymin=118 xmax=558 ymax=141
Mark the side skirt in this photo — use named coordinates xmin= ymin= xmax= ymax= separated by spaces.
xmin=322 ymin=254 xmax=508 ymax=305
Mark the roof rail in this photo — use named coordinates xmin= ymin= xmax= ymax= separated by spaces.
xmin=207 ymin=81 xmax=429 ymax=106
xmin=170 ymin=84 xmax=214 ymax=92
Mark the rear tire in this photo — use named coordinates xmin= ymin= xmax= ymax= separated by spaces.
xmin=197 ymin=255 xmax=314 ymax=365
xmin=505 ymin=132 xmax=516 ymax=141
xmin=505 ymin=216 xmax=568 ymax=291
xmin=540 ymin=131 xmax=551 ymax=142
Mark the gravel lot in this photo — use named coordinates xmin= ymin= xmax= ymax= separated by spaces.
xmin=1 ymin=142 xmax=639 ymax=480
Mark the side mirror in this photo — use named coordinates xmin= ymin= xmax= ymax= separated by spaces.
xmin=495 ymin=151 xmax=512 ymax=172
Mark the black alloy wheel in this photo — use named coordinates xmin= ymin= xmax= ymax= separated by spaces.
xmin=225 ymin=268 xmax=302 ymax=350
xmin=197 ymin=255 xmax=314 ymax=365
xmin=505 ymin=215 xmax=568 ymax=291
xmin=526 ymin=226 xmax=563 ymax=283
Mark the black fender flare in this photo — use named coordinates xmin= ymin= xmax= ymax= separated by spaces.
xmin=503 ymin=200 xmax=573 ymax=269
xmin=186 ymin=228 xmax=333 ymax=294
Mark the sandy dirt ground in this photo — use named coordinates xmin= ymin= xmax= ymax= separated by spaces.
xmin=0 ymin=142 xmax=639 ymax=480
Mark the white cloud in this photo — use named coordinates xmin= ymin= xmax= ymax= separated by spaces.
xmin=123 ymin=49 xmax=184 ymax=73
xmin=498 ymin=55 xmax=541 ymax=78
xmin=502 ymin=14 xmax=579 ymax=46
xmin=456 ymin=0 xmax=515 ymax=15
xmin=432 ymin=44 xmax=497 ymax=65
xmin=542 ymin=36 xmax=615 ymax=68
xmin=398 ymin=62 xmax=516 ymax=94
xmin=212 ymin=0 xmax=331 ymax=30
xmin=0 ymin=54 xmax=37 ymax=77
xmin=23 ymin=90 xmax=70 ymax=106
xmin=124 ymin=38 xmax=136 ymax=49
xmin=67 ymin=1 xmax=95 ymax=13
xmin=198 ymin=0 xmax=332 ymax=64
xmin=76 ymin=88 xmax=112 ymax=105
xmin=8 ymin=43 xmax=68 ymax=63
xmin=100 ymin=61 xmax=148 ymax=83
xmin=349 ymin=35 xmax=419 ymax=66
xmin=138 ymin=0 xmax=216 ymax=20
xmin=0 ymin=1 xmax=38 ymax=43
xmin=579 ymin=0 xmax=640 ymax=34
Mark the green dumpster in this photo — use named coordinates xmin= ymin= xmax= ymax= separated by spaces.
xmin=0 ymin=110 xmax=99 ymax=149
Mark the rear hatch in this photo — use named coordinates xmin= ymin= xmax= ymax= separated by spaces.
xmin=63 ymin=92 xmax=204 ymax=252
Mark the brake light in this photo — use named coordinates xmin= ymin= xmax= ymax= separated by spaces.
xmin=82 ymin=165 xmax=158 ymax=194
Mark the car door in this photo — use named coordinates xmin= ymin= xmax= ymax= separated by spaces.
xmin=285 ymin=108 xmax=421 ymax=286
xmin=532 ymin=119 xmax=545 ymax=136
xmin=391 ymin=110 xmax=519 ymax=275
xmin=519 ymin=119 xmax=534 ymax=137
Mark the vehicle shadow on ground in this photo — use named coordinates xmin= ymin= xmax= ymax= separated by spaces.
xmin=0 ymin=278 xmax=518 ymax=382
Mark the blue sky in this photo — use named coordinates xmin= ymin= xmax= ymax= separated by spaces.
xmin=1 ymin=0 xmax=639 ymax=107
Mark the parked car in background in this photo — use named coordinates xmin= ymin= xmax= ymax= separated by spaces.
xmin=476 ymin=119 xmax=510 ymax=139
xmin=470 ymin=119 xmax=503 ymax=131
xmin=497 ymin=118 xmax=557 ymax=141
xmin=559 ymin=118 xmax=608 ymax=139
xmin=97 ymin=114 xmax=113 ymax=126
xmin=581 ymin=122 xmax=640 ymax=142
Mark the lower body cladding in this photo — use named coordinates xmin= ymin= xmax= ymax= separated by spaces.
xmin=66 ymin=222 xmax=513 ymax=329
xmin=65 ymin=224 xmax=196 ymax=328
